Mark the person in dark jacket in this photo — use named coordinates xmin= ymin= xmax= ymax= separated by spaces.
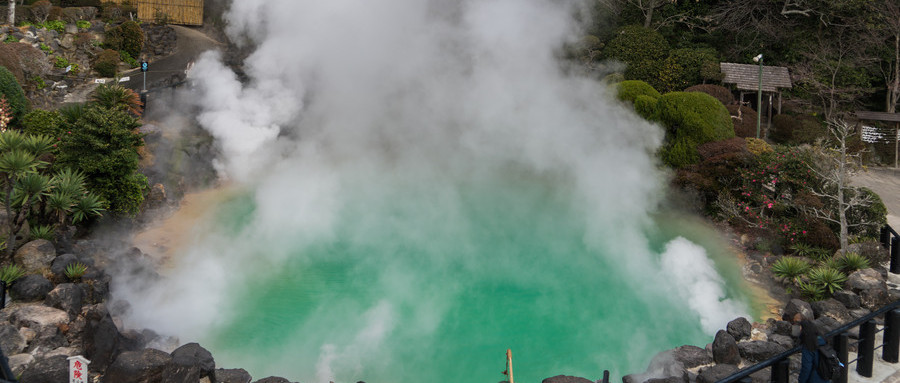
xmin=799 ymin=320 xmax=830 ymax=383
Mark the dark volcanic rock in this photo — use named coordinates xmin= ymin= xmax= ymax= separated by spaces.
xmin=170 ymin=342 xmax=215 ymax=380
xmin=833 ymin=290 xmax=861 ymax=309
xmin=252 ymin=378 xmax=294 ymax=383
xmin=673 ymin=345 xmax=712 ymax=368
xmin=726 ymin=317 xmax=752 ymax=341
xmin=104 ymin=349 xmax=172 ymax=383
xmin=17 ymin=355 xmax=68 ymax=383
xmin=45 ymin=283 xmax=84 ymax=316
xmin=697 ymin=364 xmax=738 ymax=383
xmin=712 ymin=330 xmax=740 ymax=365
xmin=646 ymin=378 xmax=686 ymax=383
xmin=814 ymin=316 xmax=842 ymax=333
xmin=860 ymin=287 xmax=890 ymax=310
xmin=738 ymin=340 xmax=787 ymax=362
xmin=769 ymin=334 xmax=794 ymax=349
xmin=811 ymin=298 xmax=851 ymax=323
xmin=49 ymin=253 xmax=78 ymax=277
xmin=83 ymin=304 xmax=121 ymax=372
xmin=542 ymin=376 xmax=594 ymax=383
xmin=216 ymin=368 xmax=252 ymax=383
xmin=783 ymin=299 xmax=814 ymax=322
xmin=0 ymin=321 xmax=26 ymax=355
xmin=772 ymin=320 xmax=793 ymax=336
xmin=9 ymin=274 xmax=53 ymax=301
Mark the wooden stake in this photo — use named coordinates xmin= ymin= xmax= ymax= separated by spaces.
xmin=507 ymin=349 xmax=514 ymax=383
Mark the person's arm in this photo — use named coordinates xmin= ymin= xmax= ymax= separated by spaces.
xmin=798 ymin=349 xmax=813 ymax=383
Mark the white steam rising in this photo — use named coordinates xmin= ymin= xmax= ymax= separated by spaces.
xmin=116 ymin=0 xmax=749 ymax=380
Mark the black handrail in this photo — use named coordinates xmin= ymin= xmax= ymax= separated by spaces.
xmin=717 ymin=299 xmax=900 ymax=383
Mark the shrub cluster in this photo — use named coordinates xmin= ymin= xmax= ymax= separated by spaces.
xmin=726 ymin=104 xmax=757 ymax=138
xmin=0 ymin=65 xmax=28 ymax=125
xmin=105 ymin=20 xmax=144 ymax=58
xmin=93 ymin=49 xmax=120 ymax=78
xmin=685 ymin=84 xmax=734 ymax=106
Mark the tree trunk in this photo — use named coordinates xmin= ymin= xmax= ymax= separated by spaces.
xmin=644 ymin=0 xmax=656 ymax=28
xmin=889 ymin=32 xmax=900 ymax=114
xmin=4 ymin=179 xmax=14 ymax=259
xmin=7 ymin=0 xmax=14 ymax=26
xmin=837 ymin=131 xmax=849 ymax=253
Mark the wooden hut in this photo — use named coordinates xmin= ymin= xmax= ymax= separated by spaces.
xmin=720 ymin=62 xmax=792 ymax=129
xmin=108 ymin=0 xmax=203 ymax=26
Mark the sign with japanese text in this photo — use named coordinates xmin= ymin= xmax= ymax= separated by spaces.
xmin=68 ymin=355 xmax=90 ymax=383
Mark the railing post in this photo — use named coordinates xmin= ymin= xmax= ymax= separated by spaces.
xmin=771 ymin=357 xmax=789 ymax=383
xmin=836 ymin=334 xmax=849 ymax=383
xmin=0 ymin=280 xmax=6 ymax=310
xmin=884 ymin=309 xmax=900 ymax=363
xmin=858 ymin=319 xmax=877 ymax=377
xmin=602 ymin=370 xmax=609 ymax=383
xmin=892 ymin=237 xmax=900 ymax=274
xmin=882 ymin=226 xmax=892 ymax=248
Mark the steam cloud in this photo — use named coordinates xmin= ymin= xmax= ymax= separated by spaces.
xmin=116 ymin=0 xmax=750 ymax=381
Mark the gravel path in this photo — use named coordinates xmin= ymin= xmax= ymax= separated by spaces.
xmin=852 ymin=167 xmax=900 ymax=229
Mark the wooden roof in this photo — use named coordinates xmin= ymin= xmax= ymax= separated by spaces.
xmin=720 ymin=63 xmax=792 ymax=92
xmin=856 ymin=111 xmax=900 ymax=123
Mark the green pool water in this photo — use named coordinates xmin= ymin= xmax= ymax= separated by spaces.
xmin=196 ymin=168 xmax=752 ymax=383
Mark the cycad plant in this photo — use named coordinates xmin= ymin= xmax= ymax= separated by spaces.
xmin=30 ymin=225 xmax=54 ymax=241
xmin=771 ymin=257 xmax=811 ymax=283
xmin=808 ymin=267 xmax=848 ymax=295
xmin=90 ymin=83 xmax=143 ymax=116
xmin=64 ymin=262 xmax=87 ymax=281
xmin=0 ymin=264 xmax=25 ymax=285
xmin=798 ymin=279 xmax=826 ymax=301
xmin=838 ymin=252 xmax=870 ymax=273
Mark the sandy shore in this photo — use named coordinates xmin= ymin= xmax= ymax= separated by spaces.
xmin=132 ymin=186 xmax=235 ymax=264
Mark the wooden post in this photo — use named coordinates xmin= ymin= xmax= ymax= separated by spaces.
xmin=895 ymin=122 xmax=898 ymax=169
xmin=506 ymin=349 xmax=514 ymax=383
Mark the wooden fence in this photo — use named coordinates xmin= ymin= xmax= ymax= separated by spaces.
xmin=107 ymin=0 xmax=203 ymax=26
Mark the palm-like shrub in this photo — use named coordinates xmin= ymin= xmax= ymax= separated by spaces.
xmin=798 ymin=280 xmax=826 ymax=301
xmin=30 ymin=225 xmax=54 ymax=241
xmin=808 ymin=267 xmax=848 ymax=295
xmin=90 ymin=83 xmax=143 ymax=116
xmin=64 ymin=262 xmax=87 ymax=280
xmin=58 ymin=103 xmax=88 ymax=123
xmin=771 ymin=257 xmax=811 ymax=282
xmin=71 ymin=193 xmax=106 ymax=223
xmin=838 ymin=252 xmax=870 ymax=272
xmin=0 ymin=264 xmax=25 ymax=285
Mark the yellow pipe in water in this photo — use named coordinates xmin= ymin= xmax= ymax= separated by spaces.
xmin=507 ymin=349 xmax=514 ymax=383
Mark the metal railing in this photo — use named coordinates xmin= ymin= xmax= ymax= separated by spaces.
xmin=717 ymin=300 xmax=900 ymax=383
xmin=880 ymin=225 xmax=900 ymax=274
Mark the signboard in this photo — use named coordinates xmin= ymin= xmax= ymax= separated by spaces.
xmin=68 ymin=355 xmax=90 ymax=383
xmin=118 ymin=77 xmax=131 ymax=82
xmin=94 ymin=79 xmax=106 ymax=84
xmin=141 ymin=61 xmax=148 ymax=72
xmin=65 ymin=65 xmax=72 ymax=73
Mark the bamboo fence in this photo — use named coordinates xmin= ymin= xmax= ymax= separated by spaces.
xmin=107 ymin=0 xmax=203 ymax=26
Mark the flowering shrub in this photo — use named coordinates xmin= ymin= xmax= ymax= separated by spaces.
xmin=0 ymin=97 xmax=11 ymax=131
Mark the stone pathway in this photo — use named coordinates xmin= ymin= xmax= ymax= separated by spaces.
xmin=845 ymin=168 xmax=900 ymax=381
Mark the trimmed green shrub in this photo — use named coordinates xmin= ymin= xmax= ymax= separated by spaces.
xmin=633 ymin=95 xmax=658 ymax=121
xmin=105 ymin=21 xmax=144 ymax=58
xmin=616 ymin=80 xmax=660 ymax=104
xmin=656 ymin=91 xmax=734 ymax=144
xmin=745 ymin=137 xmax=773 ymax=155
xmin=656 ymin=56 xmax=688 ymax=93
xmin=0 ymin=65 xmax=28 ymax=125
xmin=602 ymin=25 xmax=669 ymax=86
xmin=685 ymin=84 xmax=734 ymax=106
xmin=668 ymin=48 xmax=721 ymax=87
xmin=847 ymin=187 xmax=888 ymax=238
xmin=661 ymin=136 xmax=699 ymax=168
xmin=93 ymin=49 xmax=120 ymax=78
xmin=21 ymin=109 xmax=65 ymax=138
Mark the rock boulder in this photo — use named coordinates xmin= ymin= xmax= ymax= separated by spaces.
xmin=712 ymin=330 xmax=740 ymax=365
xmin=783 ymin=299 xmax=814 ymax=322
xmin=13 ymin=239 xmax=56 ymax=274
xmin=9 ymin=274 xmax=53 ymax=302
xmin=103 ymin=349 xmax=172 ymax=383
xmin=45 ymin=283 xmax=84 ymax=316
xmin=542 ymin=376 xmax=594 ymax=383
xmin=216 ymin=368 xmax=252 ymax=383
xmin=17 ymin=355 xmax=69 ymax=383
xmin=738 ymin=340 xmax=787 ymax=362
xmin=697 ymin=364 xmax=738 ymax=383
xmin=726 ymin=317 xmax=752 ymax=341
xmin=811 ymin=298 xmax=851 ymax=323
xmin=847 ymin=269 xmax=885 ymax=292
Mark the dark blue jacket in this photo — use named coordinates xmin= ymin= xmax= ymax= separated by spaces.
xmin=799 ymin=337 xmax=830 ymax=383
